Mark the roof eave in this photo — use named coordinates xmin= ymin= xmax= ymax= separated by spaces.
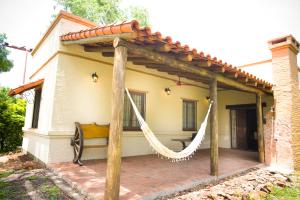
xmin=8 ymin=79 xmax=44 ymax=96
xmin=61 ymin=32 xmax=137 ymax=46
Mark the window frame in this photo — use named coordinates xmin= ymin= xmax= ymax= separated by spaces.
xmin=123 ymin=90 xmax=146 ymax=131
xmin=182 ymin=99 xmax=197 ymax=131
xmin=31 ymin=87 xmax=42 ymax=129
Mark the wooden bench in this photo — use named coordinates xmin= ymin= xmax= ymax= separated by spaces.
xmin=70 ymin=122 xmax=109 ymax=166
xmin=171 ymin=138 xmax=192 ymax=150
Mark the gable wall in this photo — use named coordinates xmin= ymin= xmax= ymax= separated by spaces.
xmin=24 ymin=18 xmax=97 ymax=134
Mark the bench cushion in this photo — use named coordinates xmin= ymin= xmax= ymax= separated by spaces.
xmin=80 ymin=124 xmax=109 ymax=139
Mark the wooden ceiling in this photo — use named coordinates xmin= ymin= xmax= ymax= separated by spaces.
xmin=83 ymin=43 xmax=270 ymax=93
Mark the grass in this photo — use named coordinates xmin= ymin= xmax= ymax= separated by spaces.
xmin=0 ymin=180 xmax=13 ymax=199
xmin=0 ymin=180 xmax=11 ymax=187
xmin=0 ymin=170 xmax=15 ymax=199
xmin=264 ymin=171 xmax=300 ymax=200
xmin=25 ymin=175 xmax=39 ymax=181
xmin=264 ymin=186 xmax=300 ymax=200
xmin=0 ymin=189 xmax=14 ymax=200
xmin=0 ymin=171 xmax=13 ymax=179
xmin=41 ymin=184 xmax=61 ymax=199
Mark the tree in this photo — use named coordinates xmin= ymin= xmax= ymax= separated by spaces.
xmin=127 ymin=6 xmax=149 ymax=27
xmin=55 ymin=0 xmax=150 ymax=26
xmin=0 ymin=34 xmax=13 ymax=73
xmin=0 ymin=87 xmax=26 ymax=152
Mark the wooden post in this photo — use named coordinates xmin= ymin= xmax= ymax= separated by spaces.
xmin=209 ymin=77 xmax=218 ymax=176
xmin=104 ymin=38 xmax=127 ymax=200
xmin=256 ymin=94 xmax=265 ymax=163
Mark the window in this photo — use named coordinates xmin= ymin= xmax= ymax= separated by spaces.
xmin=182 ymin=100 xmax=197 ymax=131
xmin=32 ymin=88 xmax=42 ymax=128
xmin=123 ymin=91 xmax=146 ymax=131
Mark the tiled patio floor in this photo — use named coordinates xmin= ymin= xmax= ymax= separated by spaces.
xmin=49 ymin=148 xmax=260 ymax=200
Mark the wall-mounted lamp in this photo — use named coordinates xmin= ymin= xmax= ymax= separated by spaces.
xmin=206 ymin=96 xmax=210 ymax=101
xmin=92 ymin=72 xmax=99 ymax=82
xmin=165 ymin=87 xmax=171 ymax=95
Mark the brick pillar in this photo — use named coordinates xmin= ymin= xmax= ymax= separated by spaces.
xmin=264 ymin=111 xmax=275 ymax=166
xmin=268 ymin=35 xmax=300 ymax=171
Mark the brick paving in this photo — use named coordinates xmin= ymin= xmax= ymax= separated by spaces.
xmin=49 ymin=149 xmax=260 ymax=200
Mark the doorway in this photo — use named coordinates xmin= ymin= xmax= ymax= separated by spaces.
xmin=229 ymin=105 xmax=258 ymax=151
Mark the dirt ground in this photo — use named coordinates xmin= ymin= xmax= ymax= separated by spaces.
xmin=0 ymin=150 xmax=78 ymax=200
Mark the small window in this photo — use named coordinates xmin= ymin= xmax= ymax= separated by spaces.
xmin=32 ymin=88 xmax=42 ymax=128
xmin=123 ymin=91 xmax=146 ymax=131
xmin=182 ymin=100 xmax=197 ymax=131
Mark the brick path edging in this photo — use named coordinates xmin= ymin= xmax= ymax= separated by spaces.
xmin=145 ymin=164 xmax=265 ymax=200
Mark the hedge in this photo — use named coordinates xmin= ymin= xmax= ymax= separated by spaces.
xmin=0 ymin=87 xmax=26 ymax=152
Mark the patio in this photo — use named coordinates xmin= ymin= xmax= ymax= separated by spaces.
xmin=49 ymin=148 xmax=260 ymax=200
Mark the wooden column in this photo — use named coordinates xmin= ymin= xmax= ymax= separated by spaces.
xmin=256 ymin=94 xmax=265 ymax=163
xmin=209 ymin=78 xmax=218 ymax=176
xmin=104 ymin=38 xmax=127 ymax=200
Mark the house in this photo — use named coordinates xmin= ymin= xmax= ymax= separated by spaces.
xmin=8 ymin=11 xmax=300 ymax=199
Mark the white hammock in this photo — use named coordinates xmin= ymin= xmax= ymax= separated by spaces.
xmin=125 ymin=88 xmax=212 ymax=162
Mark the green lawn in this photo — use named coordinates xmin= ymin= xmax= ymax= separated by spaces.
xmin=264 ymin=171 xmax=300 ymax=200
xmin=0 ymin=170 xmax=69 ymax=200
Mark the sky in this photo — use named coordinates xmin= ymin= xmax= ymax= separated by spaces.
xmin=0 ymin=0 xmax=300 ymax=88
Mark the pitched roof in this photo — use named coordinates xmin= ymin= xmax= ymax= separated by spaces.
xmin=60 ymin=19 xmax=272 ymax=92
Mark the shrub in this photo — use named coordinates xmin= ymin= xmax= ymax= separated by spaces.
xmin=0 ymin=87 xmax=26 ymax=152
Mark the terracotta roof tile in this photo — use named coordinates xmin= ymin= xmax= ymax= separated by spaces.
xmin=60 ymin=20 xmax=273 ymax=91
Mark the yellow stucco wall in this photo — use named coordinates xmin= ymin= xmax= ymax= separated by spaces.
xmin=51 ymin=46 xmax=212 ymax=160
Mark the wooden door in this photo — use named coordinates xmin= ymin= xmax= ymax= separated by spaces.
xmin=246 ymin=109 xmax=258 ymax=150
xmin=235 ymin=110 xmax=248 ymax=150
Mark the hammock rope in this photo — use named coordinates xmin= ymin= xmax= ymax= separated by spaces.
xmin=125 ymin=88 xmax=212 ymax=162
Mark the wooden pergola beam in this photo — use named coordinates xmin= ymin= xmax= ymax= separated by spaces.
xmin=133 ymin=62 xmax=168 ymax=67
xmin=85 ymin=43 xmax=172 ymax=54
xmin=167 ymin=71 xmax=200 ymax=79
xmin=213 ymin=66 xmax=226 ymax=73
xmin=238 ymin=77 xmax=249 ymax=83
xmin=84 ymin=46 xmax=114 ymax=53
xmin=247 ymin=81 xmax=258 ymax=87
xmin=154 ymin=43 xmax=171 ymax=52
xmin=102 ymin=52 xmax=141 ymax=58
xmin=225 ymin=71 xmax=238 ymax=78
xmin=128 ymin=57 xmax=156 ymax=63
xmin=257 ymin=83 xmax=266 ymax=89
xmin=73 ymin=36 xmax=270 ymax=94
xmin=178 ymin=53 xmax=193 ymax=62
xmin=102 ymin=52 xmax=115 ymax=57
xmin=113 ymin=38 xmax=268 ymax=95
xmin=185 ymin=60 xmax=212 ymax=68
xmin=132 ymin=59 xmax=212 ymax=69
